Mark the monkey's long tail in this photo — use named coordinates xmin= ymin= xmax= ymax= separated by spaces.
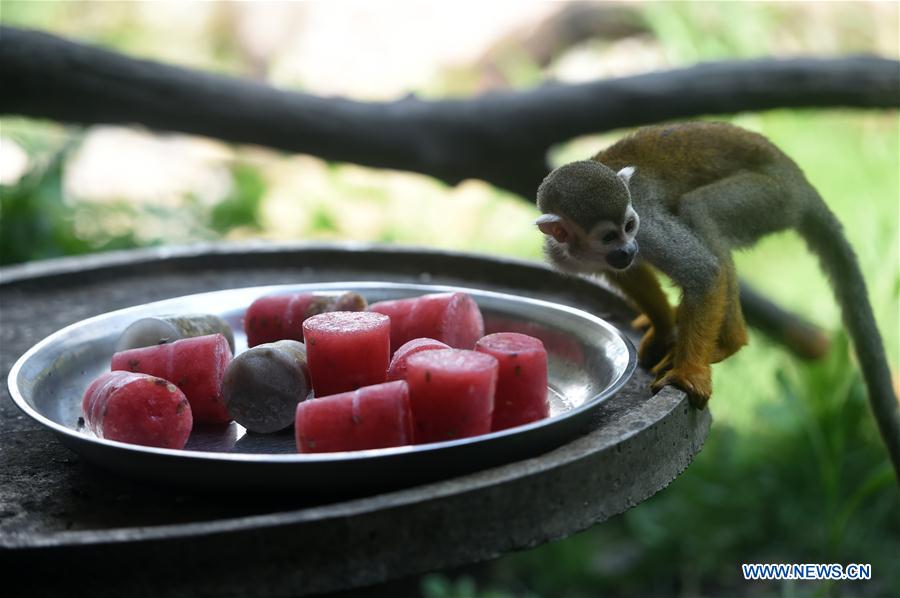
xmin=798 ymin=196 xmax=900 ymax=481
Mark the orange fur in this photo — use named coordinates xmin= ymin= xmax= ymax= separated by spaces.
xmin=652 ymin=269 xmax=729 ymax=407
xmin=713 ymin=295 xmax=749 ymax=363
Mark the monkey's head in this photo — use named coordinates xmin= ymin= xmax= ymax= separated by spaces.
xmin=535 ymin=160 xmax=639 ymax=272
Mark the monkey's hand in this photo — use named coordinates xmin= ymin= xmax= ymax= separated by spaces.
xmin=631 ymin=313 xmax=652 ymax=331
xmin=638 ymin=326 xmax=675 ymax=371
xmin=652 ymin=363 xmax=712 ymax=409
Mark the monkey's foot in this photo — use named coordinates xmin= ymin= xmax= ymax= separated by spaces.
xmin=652 ymin=364 xmax=712 ymax=409
xmin=639 ymin=329 xmax=674 ymax=371
xmin=631 ymin=314 xmax=652 ymax=331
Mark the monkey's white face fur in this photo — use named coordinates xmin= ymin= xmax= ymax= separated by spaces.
xmin=536 ymin=166 xmax=640 ymax=273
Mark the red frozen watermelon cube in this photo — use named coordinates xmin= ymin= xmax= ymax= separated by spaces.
xmin=485 ymin=317 xmax=585 ymax=366
xmin=475 ymin=332 xmax=549 ymax=430
xmin=386 ymin=337 xmax=451 ymax=381
xmin=82 ymin=370 xmax=192 ymax=449
xmin=244 ymin=291 xmax=367 ymax=347
xmin=405 ymin=349 xmax=497 ymax=444
xmin=111 ymin=333 xmax=232 ymax=424
xmin=303 ymin=311 xmax=390 ymax=396
xmin=368 ymin=292 xmax=484 ymax=353
xmin=295 ymin=380 xmax=413 ymax=453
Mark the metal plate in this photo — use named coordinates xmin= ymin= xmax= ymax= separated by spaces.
xmin=8 ymin=281 xmax=635 ymax=494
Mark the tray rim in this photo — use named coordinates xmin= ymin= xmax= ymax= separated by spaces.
xmin=0 ymin=241 xmax=553 ymax=286
xmin=4 ymin=385 xmax=693 ymax=551
xmin=7 ymin=280 xmax=636 ymax=464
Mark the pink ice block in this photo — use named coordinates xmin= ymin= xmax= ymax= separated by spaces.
xmin=368 ymin=292 xmax=484 ymax=353
xmin=295 ymin=380 xmax=413 ymax=453
xmin=244 ymin=291 xmax=367 ymax=347
xmin=302 ymin=311 xmax=390 ymax=396
xmin=82 ymin=370 xmax=192 ymax=449
xmin=386 ymin=337 xmax=451 ymax=382
xmin=475 ymin=332 xmax=549 ymax=430
xmin=405 ymin=349 xmax=498 ymax=444
xmin=111 ymin=333 xmax=232 ymax=424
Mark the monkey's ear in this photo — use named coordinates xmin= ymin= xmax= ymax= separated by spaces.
xmin=617 ymin=166 xmax=636 ymax=187
xmin=535 ymin=213 xmax=570 ymax=244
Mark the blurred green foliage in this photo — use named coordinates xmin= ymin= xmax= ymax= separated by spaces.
xmin=0 ymin=130 xmax=266 ymax=266
xmin=473 ymin=334 xmax=899 ymax=598
xmin=208 ymin=164 xmax=265 ymax=234
xmin=1 ymin=2 xmax=898 ymax=597
xmin=1 ymin=147 xmax=108 ymax=264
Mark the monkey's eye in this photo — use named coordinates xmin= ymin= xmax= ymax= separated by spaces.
xmin=625 ymin=218 xmax=636 ymax=233
xmin=602 ymin=231 xmax=618 ymax=244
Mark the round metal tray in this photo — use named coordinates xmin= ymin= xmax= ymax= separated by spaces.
xmin=8 ymin=281 xmax=635 ymax=494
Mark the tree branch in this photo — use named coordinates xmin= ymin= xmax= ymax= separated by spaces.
xmin=2 ymin=26 xmax=898 ymax=200
xmin=1 ymin=26 xmax=896 ymax=360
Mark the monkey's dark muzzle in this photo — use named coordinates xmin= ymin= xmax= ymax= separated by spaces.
xmin=606 ymin=242 xmax=637 ymax=270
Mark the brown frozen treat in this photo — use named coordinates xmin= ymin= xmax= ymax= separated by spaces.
xmin=115 ymin=313 xmax=235 ymax=353
xmin=306 ymin=292 xmax=368 ymax=318
xmin=222 ymin=340 xmax=310 ymax=433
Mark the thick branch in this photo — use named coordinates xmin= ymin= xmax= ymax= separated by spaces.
xmin=0 ymin=27 xmax=895 ymax=362
xmin=2 ymin=26 xmax=898 ymax=200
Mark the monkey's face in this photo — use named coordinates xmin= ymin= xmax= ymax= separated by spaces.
xmin=536 ymin=208 xmax=640 ymax=273
xmin=535 ymin=160 xmax=639 ymax=273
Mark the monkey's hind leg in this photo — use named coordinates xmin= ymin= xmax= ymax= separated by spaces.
xmin=652 ymin=269 xmax=728 ymax=407
xmin=647 ymin=191 xmax=763 ymax=404
xmin=653 ymin=171 xmax=785 ymax=403
xmin=634 ymin=298 xmax=746 ymax=372
xmin=712 ymin=256 xmax=748 ymax=363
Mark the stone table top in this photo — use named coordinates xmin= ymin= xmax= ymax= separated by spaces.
xmin=0 ymin=243 xmax=709 ymax=597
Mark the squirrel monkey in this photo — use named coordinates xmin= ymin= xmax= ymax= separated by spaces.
xmin=536 ymin=122 xmax=899 ymax=475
